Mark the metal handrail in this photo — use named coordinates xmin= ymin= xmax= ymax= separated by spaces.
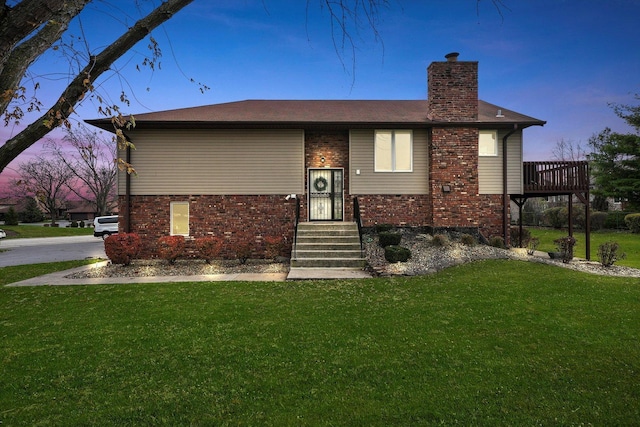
xmin=353 ymin=196 xmax=364 ymax=256
xmin=292 ymin=197 xmax=300 ymax=260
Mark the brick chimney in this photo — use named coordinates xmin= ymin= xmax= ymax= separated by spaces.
xmin=427 ymin=52 xmax=478 ymax=122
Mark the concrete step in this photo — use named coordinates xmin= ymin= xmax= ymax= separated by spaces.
xmin=295 ymin=242 xmax=361 ymax=251
xmin=296 ymin=235 xmax=361 ymax=244
xmin=291 ymin=258 xmax=367 ymax=268
xmin=294 ymin=249 xmax=362 ymax=259
xmin=292 ymin=222 xmax=366 ymax=269
xmin=297 ymin=222 xmax=357 ymax=231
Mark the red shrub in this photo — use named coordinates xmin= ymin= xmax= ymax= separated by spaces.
xmin=234 ymin=233 xmax=253 ymax=264
xmin=264 ymin=235 xmax=286 ymax=259
xmin=156 ymin=235 xmax=185 ymax=264
xmin=195 ymin=236 xmax=224 ymax=263
xmin=104 ymin=233 xmax=141 ymax=266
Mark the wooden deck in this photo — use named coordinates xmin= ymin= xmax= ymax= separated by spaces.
xmin=513 ymin=160 xmax=591 ymax=260
xmin=522 ymin=161 xmax=589 ymax=196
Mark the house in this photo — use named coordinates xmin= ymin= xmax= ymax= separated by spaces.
xmin=88 ymin=53 xmax=558 ymax=259
xmin=64 ymin=202 xmax=118 ymax=222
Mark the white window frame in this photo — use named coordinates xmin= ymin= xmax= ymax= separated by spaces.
xmin=374 ymin=130 xmax=413 ymax=172
xmin=170 ymin=201 xmax=189 ymax=236
xmin=479 ymin=130 xmax=498 ymax=157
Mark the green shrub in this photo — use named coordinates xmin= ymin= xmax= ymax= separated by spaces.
xmin=431 ymin=233 xmax=449 ymax=246
xmin=590 ymin=212 xmax=607 ymax=231
xmin=605 ymin=211 xmax=631 ymax=230
xmin=554 ymin=236 xmax=577 ymax=263
xmin=563 ymin=205 xmax=587 ymax=230
xmin=543 ymin=207 xmax=565 ymax=229
xmin=489 ymin=236 xmax=505 ymax=249
xmin=70 ymin=220 xmax=78 ymax=228
xmin=384 ymin=245 xmax=411 ymax=263
xmin=624 ymin=213 xmax=640 ymax=233
xmin=379 ymin=231 xmax=401 ymax=247
xmin=597 ymin=241 xmax=626 ymax=267
xmin=375 ymin=223 xmax=393 ymax=233
xmin=459 ymin=233 xmax=476 ymax=246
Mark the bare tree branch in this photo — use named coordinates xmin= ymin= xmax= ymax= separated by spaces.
xmin=0 ymin=0 xmax=194 ymax=173
xmin=0 ymin=0 xmax=89 ymax=119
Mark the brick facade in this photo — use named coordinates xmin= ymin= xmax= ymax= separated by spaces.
xmin=477 ymin=194 xmax=507 ymax=240
xmin=428 ymin=127 xmax=481 ymax=229
xmin=355 ymin=195 xmax=431 ymax=227
xmin=121 ymin=195 xmax=296 ymax=259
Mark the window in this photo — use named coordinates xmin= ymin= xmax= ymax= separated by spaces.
xmin=479 ymin=130 xmax=498 ymax=156
xmin=170 ymin=202 xmax=189 ymax=236
xmin=375 ymin=130 xmax=413 ymax=172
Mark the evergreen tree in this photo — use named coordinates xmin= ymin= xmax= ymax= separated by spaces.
xmin=4 ymin=206 xmax=19 ymax=226
xmin=20 ymin=198 xmax=44 ymax=223
xmin=589 ymin=96 xmax=640 ymax=210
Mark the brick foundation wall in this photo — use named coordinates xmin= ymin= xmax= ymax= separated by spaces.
xmin=477 ymin=194 xmax=508 ymax=243
xmin=355 ymin=195 xmax=431 ymax=227
xmin=120 ymin=195 xmax=296 ymax=259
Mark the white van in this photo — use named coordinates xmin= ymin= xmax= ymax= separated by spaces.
xmin=93 ymin=215 xmax=119 ymax=239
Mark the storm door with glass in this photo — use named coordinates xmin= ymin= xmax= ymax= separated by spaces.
xmin=308 ymin=169 xmax=343 ymax=221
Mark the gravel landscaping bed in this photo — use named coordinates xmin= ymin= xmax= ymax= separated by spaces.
xmin=68 ymin=229 xmax=640 ymax=279
xmin=364 ymin=229 xmax=640 ymax=278
xmin=67 ymin=259 xmax=289 ymax=279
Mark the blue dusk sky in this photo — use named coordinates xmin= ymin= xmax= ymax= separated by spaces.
xmin=1 ymin=0 xmax=639 ymax=189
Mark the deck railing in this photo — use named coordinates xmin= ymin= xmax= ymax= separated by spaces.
xmin=523 ymin=161 xmax=589 ymax=194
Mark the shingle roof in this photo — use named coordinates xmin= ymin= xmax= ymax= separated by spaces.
xmin=86 ymin=99 xmax=545 ymax=130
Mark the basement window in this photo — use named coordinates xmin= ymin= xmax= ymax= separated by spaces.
xmin=479 ymin=130 xmax=498 ymax=156
xmin=375 ymin=130 xmax=413 ymax=172
xmin=170 ymin=201 xmax=189 ymax=236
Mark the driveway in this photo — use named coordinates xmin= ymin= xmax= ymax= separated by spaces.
xmin=0 ymin=235 xmax=106 ymax=267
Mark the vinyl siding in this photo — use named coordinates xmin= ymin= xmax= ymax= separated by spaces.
xmin=478 ymin=129 xmax=523 ymax=194
xmin=119 ymin=129 xmax=304 ymax=195
xmin=349 ymin=129 xmax=429 ymax=194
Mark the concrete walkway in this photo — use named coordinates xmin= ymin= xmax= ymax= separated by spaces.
xmin=6 ymin=262 xmax=371 ymax=287
xmin=287 ymin=268 xmax=371 ymax=280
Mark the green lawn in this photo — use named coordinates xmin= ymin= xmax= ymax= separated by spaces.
xmin=1 ymin=224 xmax=94 ymax=239
xmin=1 ymin=260 xmax=639 ymax=425
xmin=0 ymin=260 xmax=99 ymax=287
xmin=528 ymin=228 xmax=640 ymax=268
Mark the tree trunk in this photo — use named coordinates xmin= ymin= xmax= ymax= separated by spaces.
xmin=0 ymin=0 xmax=193 ymax=173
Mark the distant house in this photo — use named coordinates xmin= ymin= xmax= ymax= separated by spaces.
xmin=64 ymin=202 xmax=118 ymax=221
xmin=89 ymin=53 xmax=589 ymax=259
